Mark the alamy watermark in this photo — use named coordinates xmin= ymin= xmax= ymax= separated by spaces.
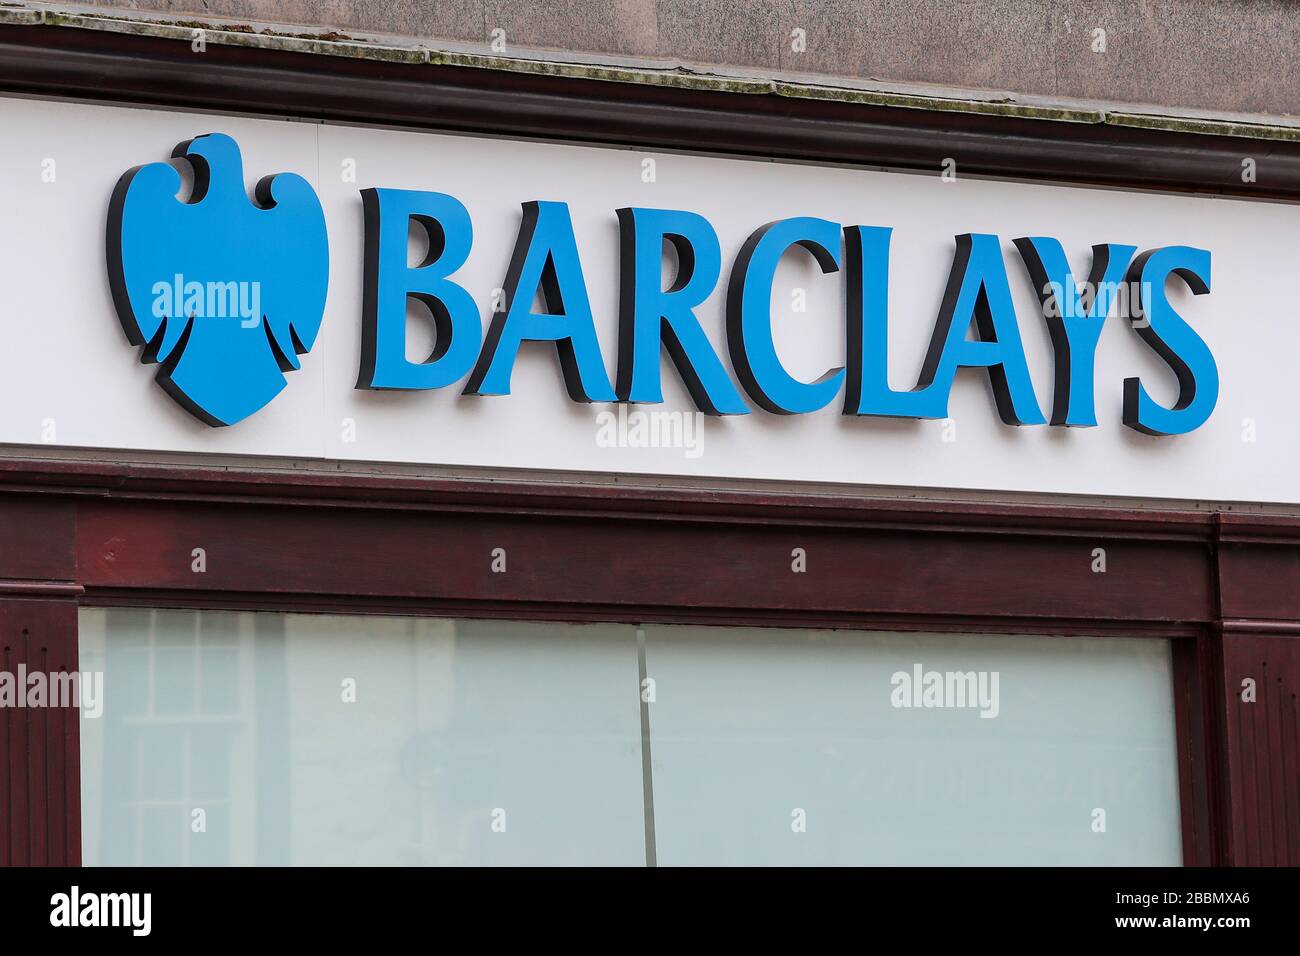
xmin=152 ymin=274 xmax=261 ymax=328
xmin=0 ymin=665 xmax=103 ymax=718
xmin=595 ymin=406 xmax=704 ymax=459
xmin=1041 ymin=279 xmax=1152 ymax=325
xmin=890 ymin=663 xmax=1000 ymax=718
xmin=50 ymin=886 xmax=150 ymax=936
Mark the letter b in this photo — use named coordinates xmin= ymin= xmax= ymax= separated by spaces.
xmin=357 ymin=188 xmax=482 ymax=390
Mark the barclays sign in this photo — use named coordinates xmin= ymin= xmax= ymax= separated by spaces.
xmin=106 ymin=132 xmax=1216 ymax=436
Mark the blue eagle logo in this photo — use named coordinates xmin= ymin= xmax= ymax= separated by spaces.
xmin=106 ymin=133 xmax=329 ymax=426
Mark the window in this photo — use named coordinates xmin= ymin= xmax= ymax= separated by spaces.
xmin=80 ymin=610 xmax=645 ymax=865
xmin=643 ymin=625 xmax=1181 ymax=865
xmin=80 ymin=610 xmax=1182 ymax=865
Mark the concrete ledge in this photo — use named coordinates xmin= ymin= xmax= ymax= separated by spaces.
xmin=5 ymin=2 xmax=1300 ymax=142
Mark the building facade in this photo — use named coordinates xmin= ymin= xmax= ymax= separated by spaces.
xmin=0 ymin=1 xmax=1297 ymax=866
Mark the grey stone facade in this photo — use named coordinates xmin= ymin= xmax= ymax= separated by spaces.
xmin=62 ymin=0 xmax=1300 ymax=120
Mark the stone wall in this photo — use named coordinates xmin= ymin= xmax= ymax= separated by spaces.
xmin=69 ymin=1 xmax=1300 ymax=118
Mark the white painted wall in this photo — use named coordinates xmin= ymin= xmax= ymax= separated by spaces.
xmin=1 ymin=95 xmax=1295 ymax=502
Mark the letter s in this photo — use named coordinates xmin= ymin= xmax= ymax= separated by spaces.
xmin=1123 ymin=246 xmax=1215 ymax=436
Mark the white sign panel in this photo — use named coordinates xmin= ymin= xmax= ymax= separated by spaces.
xmin=0 ymin=95 xmax=1295 ymax=502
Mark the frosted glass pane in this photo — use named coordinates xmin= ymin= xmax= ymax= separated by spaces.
xmin=643 ymin=626 xmax=1181 ymax=866
xmin=79 ymin=609 xmax=645 ymax=866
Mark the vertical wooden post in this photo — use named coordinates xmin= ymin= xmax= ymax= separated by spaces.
xmin=0 ymin=499 xmax=82 ymax=866
xmin=1215 ymin=629 xmax=1300 ymax=865
xmin=1215 ymin=516 xmax=1300 ymax=866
